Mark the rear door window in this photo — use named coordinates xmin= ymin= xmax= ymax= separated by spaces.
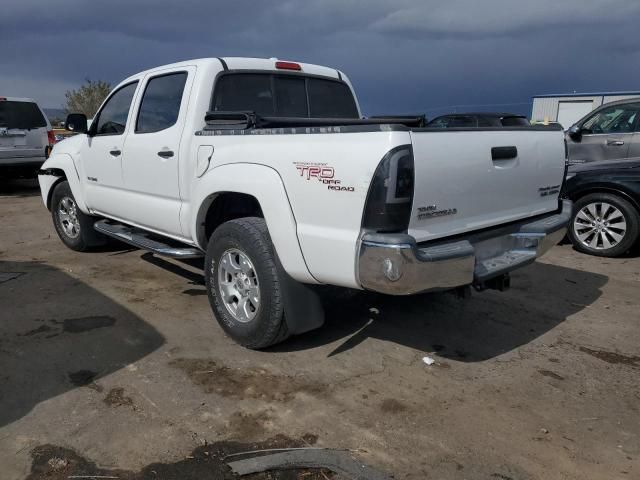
xmin=0 ymin=101 xmax=47 ymax=129
xmin=136 ymin=72 xmax=187 ymax=133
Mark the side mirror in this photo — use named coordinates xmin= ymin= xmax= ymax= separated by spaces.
xmin=65 ymin=113 xmax=88 ymax=134
xmin=567 ymin=124 xmax=582 ymax=141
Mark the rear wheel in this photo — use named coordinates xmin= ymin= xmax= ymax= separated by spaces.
xmin=205 ymin=217 xmax=288 ymax=349
xmin=568 ymin=192 xmax=639 ymax=257
xmin=51 ymin=181 xmax=105 ymax=251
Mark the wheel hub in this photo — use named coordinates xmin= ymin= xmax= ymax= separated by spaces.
xmin=58 ymin=196 xmax=81 ymax=239
xmin=217 ymin=248 xmax=260 ymax=323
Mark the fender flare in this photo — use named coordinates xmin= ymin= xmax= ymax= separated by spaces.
xmin=38 ymin=153 xmax=89 ymax=213
xmin=190 ymin=162 xmax=317 ymax=285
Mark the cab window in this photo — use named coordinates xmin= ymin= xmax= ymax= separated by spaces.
xmin=582 ymin=105 xmax=640 ymax=134
xmin=93 ymin=82 xmax=138 ymax=135
xmin=136 ymin=72 xmax=187 ymax=133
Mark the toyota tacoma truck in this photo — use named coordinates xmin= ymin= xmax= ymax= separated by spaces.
xmin=38 ymin=57 xmax=571 ymax=349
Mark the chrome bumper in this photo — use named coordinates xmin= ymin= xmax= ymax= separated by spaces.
xmin=357 ymin=200 xmax=571 ymax=295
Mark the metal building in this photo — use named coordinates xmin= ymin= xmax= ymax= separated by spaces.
xmin=531 ymin=91 xmax=640 ymax=128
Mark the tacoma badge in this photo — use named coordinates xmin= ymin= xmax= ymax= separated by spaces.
xmin=417 ymin=205 xmax=458 ymax=220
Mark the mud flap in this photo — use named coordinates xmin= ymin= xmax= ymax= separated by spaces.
xmin=274 ymin=256 xmax=325 ymax=335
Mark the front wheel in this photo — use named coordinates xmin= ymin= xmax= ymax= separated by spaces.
xmin=204 ymin=217 xmax=289 ymax=349
xmin=51 ymin=181 xmax=105 ymax=251
xmin=568 ymin=192 xmax=639 ymax=257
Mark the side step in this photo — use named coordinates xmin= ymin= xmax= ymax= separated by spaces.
xmin=94 ymin=220 xmax=204 ymax=259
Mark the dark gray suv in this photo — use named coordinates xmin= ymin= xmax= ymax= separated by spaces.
xmin=566 ymin=98 xmax=640 ymax=164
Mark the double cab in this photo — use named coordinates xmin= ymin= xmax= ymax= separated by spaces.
xmin=39 ymin=57 xmax=570 ymax=348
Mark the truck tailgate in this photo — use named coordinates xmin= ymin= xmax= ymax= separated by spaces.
xmin=408 ymin=129 xmax=566 ymax=242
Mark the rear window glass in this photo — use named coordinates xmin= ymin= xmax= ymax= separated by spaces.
xmin=478 ymin=117 xmax=501 ymax=127
xmin=0 ymin=101 xmax=47 ymax=129
xmin=307 ymin=78 xmax=358 ymax=118
xmin=448 ymin=116 xmax=476 ymax=127
xmin=212 ymin=73 xmax=358 ymax=119
xmin=501 ymin=116 xmax=529 ymax=126
xmin=274 ymin=76 xmax=307 ymax=117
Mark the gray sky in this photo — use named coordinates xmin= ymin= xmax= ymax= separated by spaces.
xmin=2 ymin=0 xmax=639 ymax=116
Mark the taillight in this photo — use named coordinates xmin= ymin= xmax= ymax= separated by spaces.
xmin=47 ymin=130 xmax=55 ymax=145
xmin=275 ymin=61 xmax=302 ymax=71
xmin=362 ymin=145 xmax=414 ymax=232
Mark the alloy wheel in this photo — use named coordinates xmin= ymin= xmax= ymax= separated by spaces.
xmin=58 ymin=196 xmax=81 ymax=239
xmin=217 ymin=248 xmax=260 ymax=323
xmin=573 ymin=201 xmax=627 ymax=250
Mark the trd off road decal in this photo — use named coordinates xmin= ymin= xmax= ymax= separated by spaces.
xmin=294 ymin=162 xmax=355 ymax=192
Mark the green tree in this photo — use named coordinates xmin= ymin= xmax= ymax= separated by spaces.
xmin=64 ymin=79 xmax=111 ymax=118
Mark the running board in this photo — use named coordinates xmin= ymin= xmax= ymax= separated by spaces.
xmin=94 ymin=220 xmax=203 ymax=259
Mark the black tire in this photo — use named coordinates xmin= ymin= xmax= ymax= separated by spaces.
xmin=568 ymin=192 xmax=639 ymax=257
xmin=205 ymin=217 xmax=289 ymax=349
xmin=51 ymin=181 xmax=105 ymax=252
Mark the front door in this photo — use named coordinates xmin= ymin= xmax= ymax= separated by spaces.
xmin=567 ymin=103 xmax=639 ymax=164
xmin=120 ymin=69 xmax=193 ymax=236
xmin=82 ymin=81 xmax=139 ymax=217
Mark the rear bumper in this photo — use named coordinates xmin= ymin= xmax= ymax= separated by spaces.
xmin=357 ymin=200 xmax=571 ymax=295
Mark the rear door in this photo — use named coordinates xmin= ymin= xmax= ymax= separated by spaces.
xmin=121 ymin=68 xmax=193 ymax=236
xmin=408 ymin=128 xmax=566 ymax=242
xmin=567 ymin=103 xmax=639 ymax=164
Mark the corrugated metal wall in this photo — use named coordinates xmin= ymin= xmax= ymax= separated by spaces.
xmin=531 ymin=94 xmax=640 ymax=122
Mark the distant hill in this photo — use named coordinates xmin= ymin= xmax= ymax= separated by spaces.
xmin=43 ymin=108 xmax=66 ymax=122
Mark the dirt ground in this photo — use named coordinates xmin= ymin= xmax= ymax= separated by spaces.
xmin=1 ymin=179 xmax=639 ymax=480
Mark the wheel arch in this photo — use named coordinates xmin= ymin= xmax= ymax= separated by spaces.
xmin=191 ymin=163 xmax=317 ymax=284
xmin=568 ymin=184 xmax=640 ymax=212
xmin=38 ymin=153 xmax=89 ymax=212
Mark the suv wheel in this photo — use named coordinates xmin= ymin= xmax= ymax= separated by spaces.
xmin=205 ymin=217 xmax=289 ymax=349
xmin=51 ymin=181 xmax=105 ymax=251
xmin=568 ymin=192 xmax=639 ymax=257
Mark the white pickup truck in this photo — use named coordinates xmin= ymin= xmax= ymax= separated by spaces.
xmin=39 ymin=57 xmax=571 ymax=348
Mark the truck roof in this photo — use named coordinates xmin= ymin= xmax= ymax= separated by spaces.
xmin=121 ymin=57 xmax=343 ymax=84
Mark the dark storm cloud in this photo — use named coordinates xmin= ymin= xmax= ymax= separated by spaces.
xmin=1 ymin=0 xmax=639 ymax=116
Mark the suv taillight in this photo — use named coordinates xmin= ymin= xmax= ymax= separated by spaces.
xmin=362 ymin=145 xmax=414 ymax=232
xmin=47 ymin=130 xmax=55 ymax=146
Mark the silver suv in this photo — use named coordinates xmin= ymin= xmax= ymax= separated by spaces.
xmin=566 ymin=98 xmax=640 ymax=164
xmin=0 ymin=96 xmax=53 ymax=177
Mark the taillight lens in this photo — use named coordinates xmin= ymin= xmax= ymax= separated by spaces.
xmin=362 ymin=145 xmax=414 ymax=232
xmin=47 ymin=130 xmax=55 ymax=145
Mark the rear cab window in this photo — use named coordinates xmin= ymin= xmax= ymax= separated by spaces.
xmin=136 ymin=72 xmax=188 ymax=133
xmin=212 ymin=72 xmax=359 ymax=119
xmin=0 ymin=101 xmax=47 ymax=130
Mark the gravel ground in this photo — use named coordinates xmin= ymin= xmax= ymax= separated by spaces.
xmin=1 ymin=179 xmax=638 ymax=479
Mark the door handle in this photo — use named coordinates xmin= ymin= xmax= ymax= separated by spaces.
xmin=157 ymin=150 xmax=174 ymax=158
xmin=606 ymin=140 xmax=625 ymax=146
xmin=491 ymin=146 xmax=518 ymax=161
xmin=109 ymin=149 xmax=121 ymax=156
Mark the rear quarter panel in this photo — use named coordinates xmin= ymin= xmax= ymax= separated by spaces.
xmin=186 ymin=130 xmax=410 ymax=287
